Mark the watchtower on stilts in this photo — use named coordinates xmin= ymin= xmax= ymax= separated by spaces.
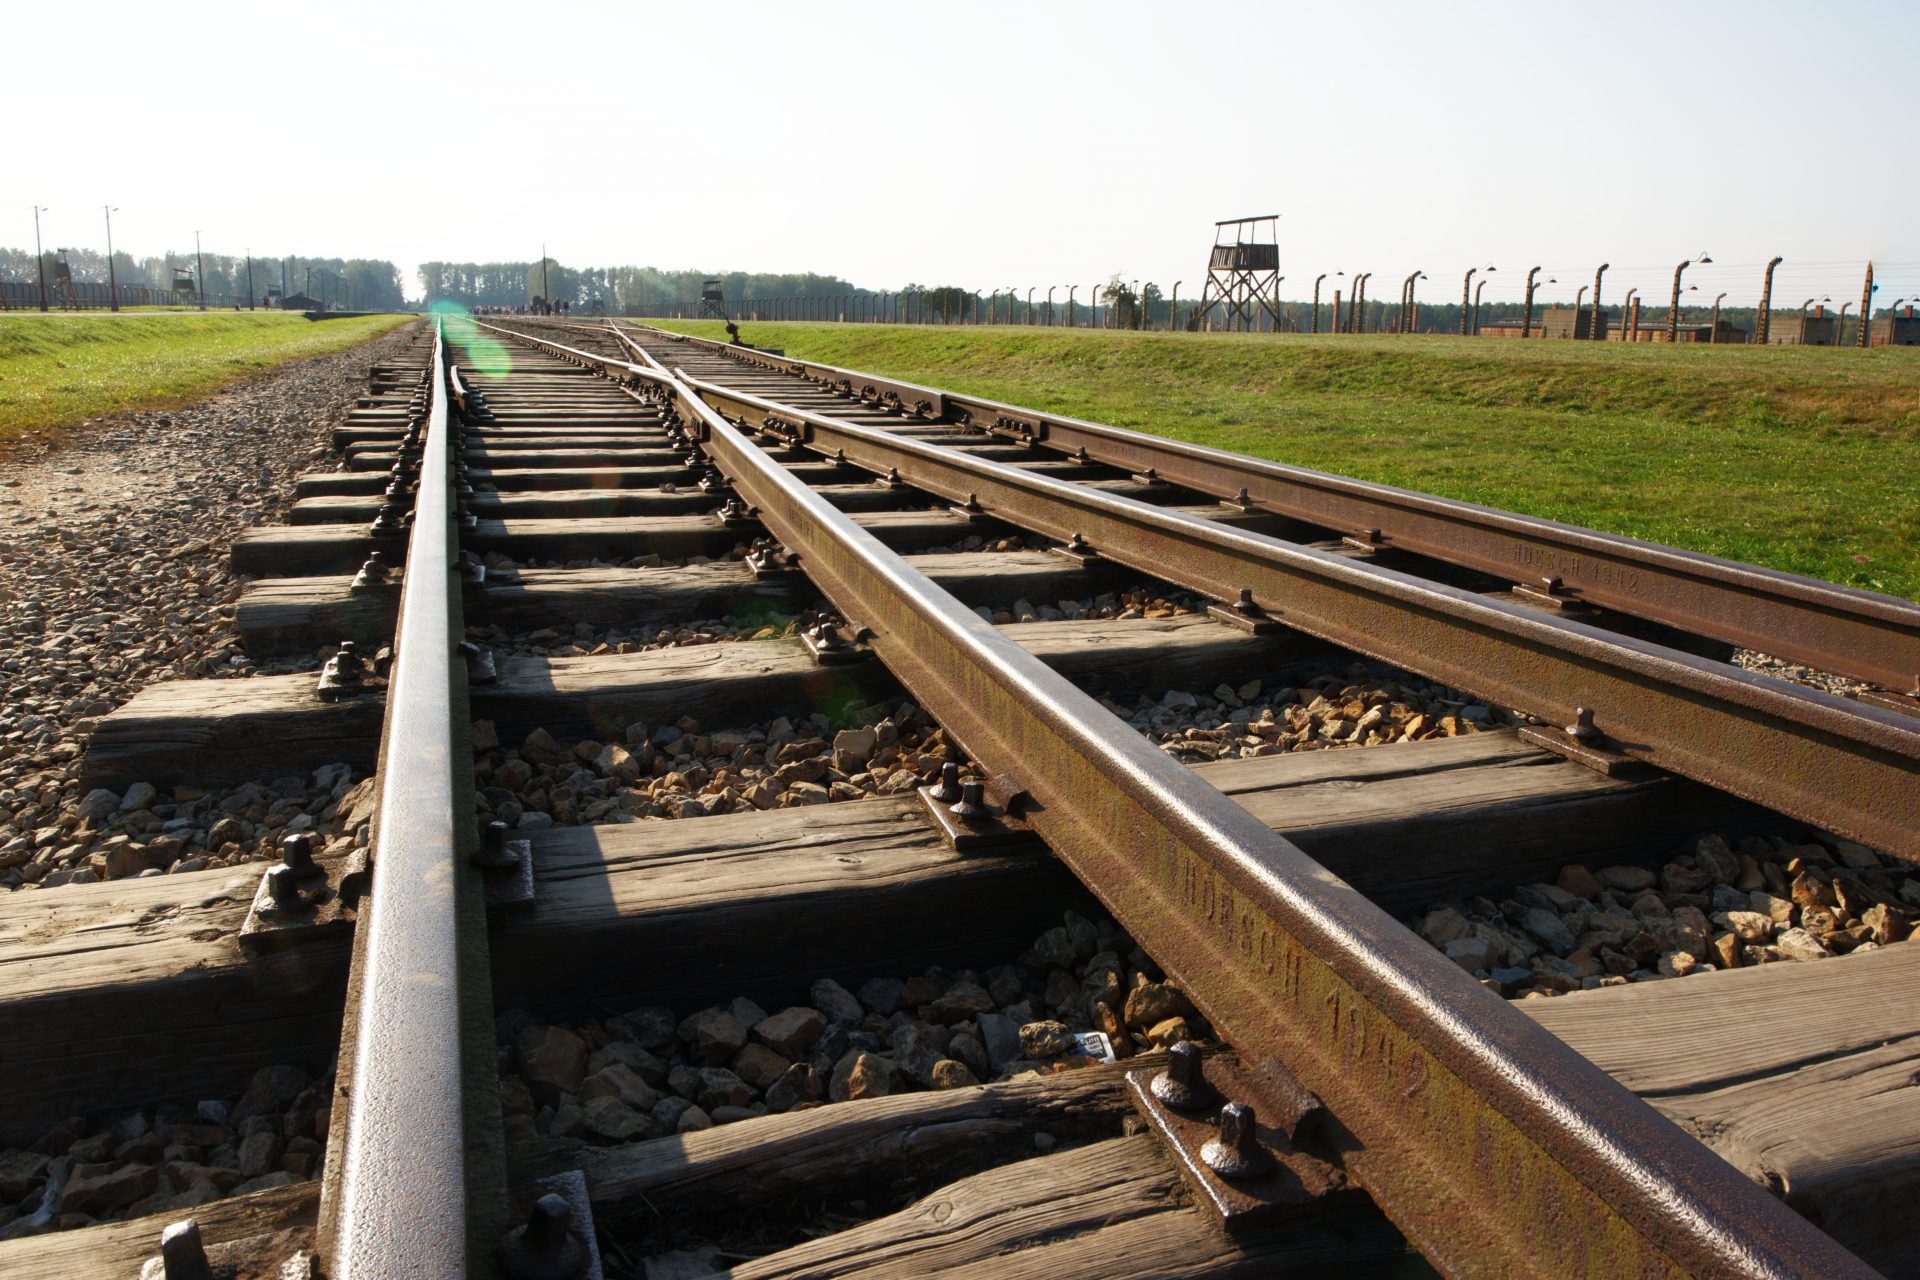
xmin=1196 ymin=215 xmax=1281 ymax=332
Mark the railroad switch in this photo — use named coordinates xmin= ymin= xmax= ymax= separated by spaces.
xmin=1127 ymin=1044 xmax=1359 ymax=1232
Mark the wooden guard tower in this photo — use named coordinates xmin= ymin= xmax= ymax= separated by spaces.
xmin=1197 ymin=215 xmax=1281 ymax=332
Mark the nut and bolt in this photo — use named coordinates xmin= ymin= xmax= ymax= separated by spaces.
xmin=154 ymin=1219 xmax=213 ymax=1280
xmin=280 ymin=833 xmax=316 ymax=874
xmin=949 ymin=780 xmax=989 ymax=824
xmin=1567 ymin=706 xmax=1601 ymax=743
xmin=1200 ymin=1101 xmax=1274 ymax=1180
xmin=473 ymin=819 xmax=519 ymax=870
xmin=1150 ymin=1040 xmax=1219 ymax=1113
xmin=928 ymin=761 xmax=964 ymax=804
xmin=497 ymin=1193 xmax=589 ymax=1280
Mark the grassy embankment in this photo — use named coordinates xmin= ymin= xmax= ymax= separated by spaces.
xmin=647 ymin=320 xmax=1920 ymax=601
xmin=0 ymin=312 xmax=416 ymax=441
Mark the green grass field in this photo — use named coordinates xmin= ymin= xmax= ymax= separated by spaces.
xmin=0 ymin=312 xmax=416 ymax=441
xmin=647 ymin=320 xmax=1920 ymax=601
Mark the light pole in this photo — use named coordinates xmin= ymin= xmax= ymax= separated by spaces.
xmin=1402 ymin=271 xmax=1425 ymax=334
xmin=1459 ymin=266 xmax=1492 ymax=335
xmin=103 ymin=206 xmax=120 ymax=311
xmin=1836 ymin=301 xmax=1853 ymax=347
xmin=1067 ymin=285 xmax=1078 ymax=328
xmin=1025 ymin=287 xmax=1035 ymax=325
xmin=1856 ymin=263 xmax=1875 ymax=349
xmin=1130 ymin=281 xmax=1140 ymax=330
xmin=1350 ymin=273 xmax=1371 ymax=332
xmin=1521 ymin=266 xmax=1544 ymax=338
xmin=32 ymin=206 xmax=51 ymax=311
xmin=1473 ymin=276 xmax=1491 ymax=334
xmin=1622 ymin=288 xmax=1640 ymax=342
xmin=1047 ymin=285 xmax=1058 ymax=326
xmin=1709 ymin=291 xmax=1728 ymax=343
xmin=1312 ymin=272 xmax=1338 ymax=334
xmin=1756 ymin=256 xmax=1784 ymax=344
xmin=1589 ymin=263 xmax=1609 ymax=340
xmin=1169 ymin=281 xmax=1181 ymax=332
xmin=1799 ymin=296 xmax=1830 ymax=346
xmin=1008 ymin=286 xmax=1019 ymax=327
xmin=1666 ymin=252 xmax=1711 ymax=342
xmin=1574 ymin=284 xmax=1588 ymax=317
xmin=195 ymin=230 xmax=207 ymax=311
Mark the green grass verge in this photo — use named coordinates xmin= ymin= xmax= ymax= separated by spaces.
xmin=647 ymin=320 xmax=1920 ymax=601
xmin=0 ymin=312 xmax=416 ymax=440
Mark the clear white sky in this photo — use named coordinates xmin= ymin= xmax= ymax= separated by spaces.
xmin=9 ymin=0 xmax=1919 ymax=308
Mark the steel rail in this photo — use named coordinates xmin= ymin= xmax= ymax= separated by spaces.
xmin=329 ymin=318 xmax=484 ymax=1278
xmin=650 ymin=359 xmax=1920 ymax=863
xmin=481 ymin=320 xmax=1878 ymax=1280
xmin=629 ymin=323 xmax=1920 ymax=694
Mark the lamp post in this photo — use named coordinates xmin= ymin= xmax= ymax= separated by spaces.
xmin=102 ymin=206 xmax=120 ymax=311
xmin=1756 ymin=256 xmax=1784 ymax=344
xmin=1666 ymin=252 xmax=1711 ymax=342
xmin=1836 ymin=301 xmax=1853 ymax=348
xmin=1066 ymin=285 xmax=1078 ymax=328
xmin=1461 ymin=266 xmax=1494 ymax=335
xmin=1588 ymin=263 xmax=1609 ymax=340
xmin=1349 ymin=273 xmax=1371 ymax=333
xmin=1402 ymin=271 xmax=1425 ymax=334
xmin=1312 ymin=272 xmax=1338 ymax=333
xmin=1521 ymin=266 xmax=1544 ymax=338
xmin=32 ymin=206 xmax=51 ymax=311
xmin=1047 ymin=285 xmax=1058 ymax=326
xmin=1025 ymin=287 xmax=1035 ymax=325
xmin=1473 ymin=276 xmax=1491 ymax=334
xmin=1622 ymin=288 xmax=1640 ymax=342
xmin=1799 ymin=295 xmax=1830 ymax=344
xmin=1169 ymin=281 xmax=1181 ymax=332
xmin=1856 ymin=262 xmax=1875 ymax=349
xmin=193 ymin=230 xmax=210 ymax=311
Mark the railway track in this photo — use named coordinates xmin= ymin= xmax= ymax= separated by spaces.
xmin=0 ymin=312 xmax=1914 ymax=1278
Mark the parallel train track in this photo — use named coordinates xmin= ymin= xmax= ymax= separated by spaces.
xmin=1 ymin=312 xmax=1914 ymax=1278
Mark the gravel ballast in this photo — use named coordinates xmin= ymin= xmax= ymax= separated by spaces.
xmin=0 ymin=321 xmax=424 ymax=892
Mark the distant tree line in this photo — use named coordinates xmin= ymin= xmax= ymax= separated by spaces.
xmin=0 ymin=245 xmax=405 ymax=309
xmin=418 ymin=260 xmax=871 ymax=311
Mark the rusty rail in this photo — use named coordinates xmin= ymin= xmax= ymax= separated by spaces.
xmin=640 ymin=353 xmax=1920 ymax=863
xmin=631 ymin=323 xmax=1920 ymax=694
xmin=324 ymin=318 xmax=492 ymax=1277
xmin=481 ymin=319 xmax=1879 ymax=1279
